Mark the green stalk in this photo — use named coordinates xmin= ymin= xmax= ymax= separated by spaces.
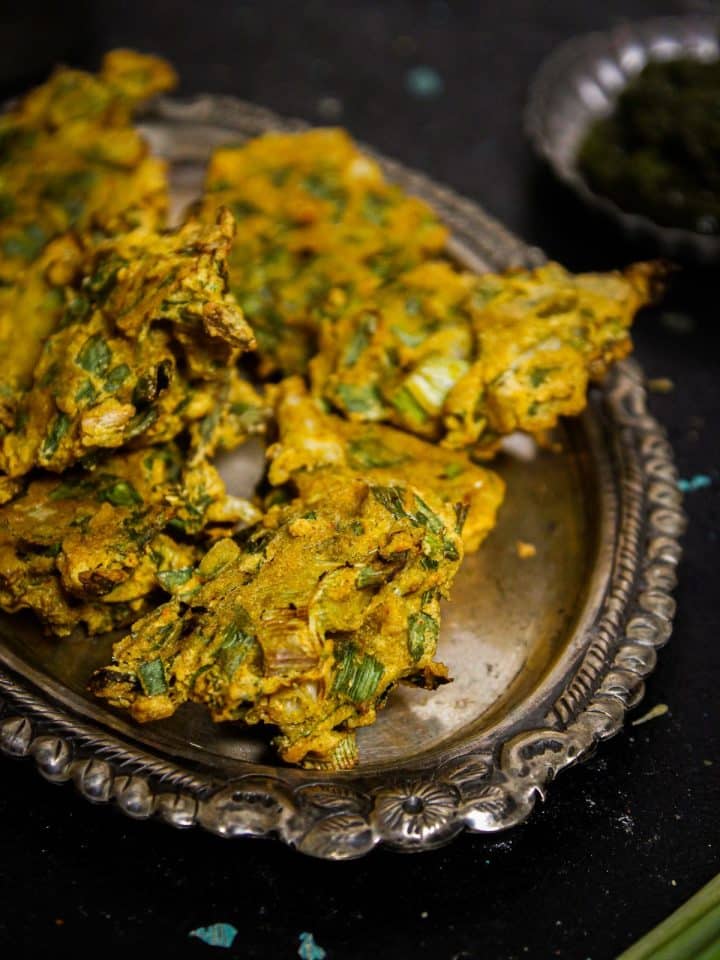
xmin=617 ymin=874 xmax=720 ymax=960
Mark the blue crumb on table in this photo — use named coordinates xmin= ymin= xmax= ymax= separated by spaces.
xmin=405 ymin=65 xmax=444 ymax=99
xmin=188 ymin=923 xmax=239 ymax=948
xmin=677 ymin=474 xmax=712 ymax=493
xmin=298 ymin=931 xmax=327 ymax=960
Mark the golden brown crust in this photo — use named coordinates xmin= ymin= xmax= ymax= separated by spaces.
xmin=91 ymin=470 xmax=461 ymax=768
xmin=202 ymin=128 xmax=447 ymax=376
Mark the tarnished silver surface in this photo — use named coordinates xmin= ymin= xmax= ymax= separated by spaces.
xmin=0 ymin=96 xmax=685 ymax=857
xmin=526 ymin=15 xmax=720 ymax=262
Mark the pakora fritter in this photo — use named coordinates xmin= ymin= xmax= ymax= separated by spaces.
xmin=0 ymin=49 xmax=176 ymax=282
xmin=0 ymin=211 xmax=257 ymax=476
xmin=311 ymin=258 xmax=661 ymax=454
xmin=202 ymin=128 xmax=448 ymax=376
xmin=0 ymin=233 xmax=84 ymax=420
xmin=91 ymin=468 xmax=461 ymax=769
xmin=267 ymin=377 xmax=505 ymax=553
xmin=0 ymin=50 xmax=176 ymax=405
xmin=0 ymin=443 xmax=258 ymax=636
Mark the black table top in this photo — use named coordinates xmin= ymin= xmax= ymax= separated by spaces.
xmin=0 ymin=3 xmax=718 ymax=958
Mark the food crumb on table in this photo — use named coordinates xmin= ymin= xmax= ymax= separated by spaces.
xmin=516 ymin=540 xmax=537 ymax=559
xmin=188 ymin=923 xmax=238 ymax=948
xmin=316 ymin=95 xmax=343 ymax=120
xmin=298 ymin=932 xmax=326 ymax=960
xmin=647 ymin=377 xmax=674 ymax=393
xmin=677 ymin=475 xmax=712 ymax=493
xmin=405 ymin=65 xmax=444 ymax=98
xmin=631 ymin=703 xmax=669 ymax=726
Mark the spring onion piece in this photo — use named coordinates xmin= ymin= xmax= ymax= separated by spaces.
xmin=333 ymin=647 xmax=385 ymax=702
xmin=407 ymin=611 xmax=439 ymax=662
xmin=336 ymin=383 xmax=384 ymax=416
xmin=617 ymin=873 xmax=720 ymax=960
xmin=400 ymin=354 xmax=469 ymax=416
xmin=391 ymin=386 xmax=429 ymax=425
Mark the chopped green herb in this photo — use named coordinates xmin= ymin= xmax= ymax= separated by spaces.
xmin=336 ymin=383 xmax=383 ymax=416
xmin=49 ymin=476 xmax=95 ymax=501
xmin=125 ymin=406 xmax=158 ymax=439
xmin=362 ymin=191 xmax=391 ymax=225
xmin=347 ymin=435 xmax=408 ymax=469
xmin=404 ymin=296 xmax=422 ymax=316
xmin=33 ymin=542 xmax=61 ymax=558
xmin=2 ymin=223 xmax=47 ymax=261
xmin=40 ymin=412 xmax=70 ymax=459
xmin=412 ymin=495 xmax=444 ymax=533
xmin=85 ymin=253 xmax=125 ymax=301
xmin=99 ymin=479 xmax=142 ymax=507
xmin=454 ymin=502 xmax=470 ymax=534
xmin=443 ymin=462 xmax=465 ymax=479
xmin=370 ymin=484 xmax=408 ymax=521
xmin=391 ymin=325 xmax=425 ymax=348
xmin=200 ymin=407 xmax=220 ymax=444
xmin=407 ymin=611 xmax=438 ymax=662
xmin=244 ymin=530 xmax=273 ymax=555
xmin=75 ymin=379 xmax=97 ymax=404
xmin=38 ymin=362 xmax=59 ymax=388
xmin=156 ymin=567 xmax=194 ymax=591
xmin=104 ymin=364 xmax=130 ymax=393
xmin=217 ymin=620 xmax=256 ymax=676
xmin=342 ymin=313 xmax=376 ymax=366
xmin=41 ymin=170 xmax=96 ymax=222
xmin=231 ymin=200 xmax=258 ymax=219
xmin=61 ymin=294 xmax=90 ymax=328
xmin=13 ymin=407 xmax=28 ymax=433
xmin=229 ymin=402 xmax=266 ymax=431
xmin=356 ymin=565 xmax=385 ymax=589
xmin=69 ymin=514 xmax=92 ymax=533
xmin=443 ymin=538 xmax=460 ymax=561
xmin=76 ymin=334 xmax=111 ymax=376
xmin=137 ymin=658 xmax=167 ymax=696
xmin=529 ymin=366 xmax=556 ymax=388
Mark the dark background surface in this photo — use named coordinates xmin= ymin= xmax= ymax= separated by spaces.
xmin=0 ymin=2 xmax=718 ymax=958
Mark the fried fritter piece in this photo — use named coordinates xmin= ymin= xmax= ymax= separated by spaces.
xmin=91 ymin=469 xmax=462 ymax=769
xmin=0 ymin=233 xmax=84 ymax=411
xmin=312 ymin=259 xmax=661 ymax=454
xmin=0 ymin=50 xmax=176 ymax=405
xmin=0 ymin=443 xmax=257 ymax=636
xmin=0 ymin=50 xmax=176 ymax=285
xmin=187 ymin=370 xmax=269 ymax=462
xmin=0 ymin=211 xmax=256 ymax=477
xmin=202 ymin=128 xmax=448 ymax=376
xmin=266 ymin=377 xmax=504 ymax=553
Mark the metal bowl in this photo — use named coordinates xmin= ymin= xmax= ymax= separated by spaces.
xmin=526 ymin=15 xmax=720 ymax=262
xmin=0 ymin=96 xmax=685 ymax=858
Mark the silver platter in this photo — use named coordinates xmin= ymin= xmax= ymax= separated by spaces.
xmin=526 ymin=15 xmax=720 ymax=262
xmin=0 ymin=96 xmax=685 ymax=858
